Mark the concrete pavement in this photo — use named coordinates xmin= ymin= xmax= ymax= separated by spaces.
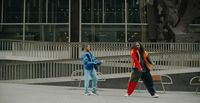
xmin=0 ymin=83 xmax=199 ymax=103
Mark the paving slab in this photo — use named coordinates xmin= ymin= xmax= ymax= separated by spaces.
xmin=0 ymin=83 xmax=199 ymax=103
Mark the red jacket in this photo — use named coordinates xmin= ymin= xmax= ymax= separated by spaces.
xmin=131 ymin=49 xmax=153 ymax=71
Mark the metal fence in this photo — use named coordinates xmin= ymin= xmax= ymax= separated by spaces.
xmin=0 ymin=52 xmax=199 ymax=81
xmin=0 ymin=39 xmax=199 ymax=81
xmin=0 ymin=39 xmax=200 ymax=60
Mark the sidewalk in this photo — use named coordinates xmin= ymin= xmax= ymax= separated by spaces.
xmin=0 ymin=83 xmax=199 ymax=103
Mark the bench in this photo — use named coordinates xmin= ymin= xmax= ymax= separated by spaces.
xmin=138 ymin=74 xmax=173 ymax=93
xmin=189 ymin=76 xmax=200 ymax=94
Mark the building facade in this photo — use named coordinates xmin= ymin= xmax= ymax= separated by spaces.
xmin=0 ymin=0 xmax=199 ymax=42
xmin=0 ymin=0 xmax=149 ymax=42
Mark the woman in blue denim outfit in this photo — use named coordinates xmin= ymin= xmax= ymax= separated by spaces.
xmin=82 ymin=44 xmax=102 ymax=96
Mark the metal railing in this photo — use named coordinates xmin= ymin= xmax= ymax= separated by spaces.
xmin=0 ymin=39 xmax=71 ymax=59
xmin=0 ymin=39 xmax=200 ymax=60
xmin=0 ymin=52 xmax=199 ymax=81
xmin=0 ymin=39 xmax=199 ymax=82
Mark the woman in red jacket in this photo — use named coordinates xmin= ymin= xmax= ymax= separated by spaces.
xmin=125 ymin=42 xmax=159 ymax=98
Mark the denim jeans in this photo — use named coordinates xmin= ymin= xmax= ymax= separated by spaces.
xmin=84 ymin=68 xmax=97 ymax=94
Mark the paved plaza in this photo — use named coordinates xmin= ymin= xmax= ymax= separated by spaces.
xmin=0 ymin=83 xmax=199 ymax=103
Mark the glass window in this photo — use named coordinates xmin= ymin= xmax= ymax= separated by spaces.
xmin=55 ymin=25 xmax=69 ymax=42
xmin=104 ymin=0 xmax=125 ymax=23
xmin=82 ymin=24 xmax=125 ymax=42
xmin=25 ymin=25 xmax=69 ymax=42
xmin=188 ymin=24 xmax=200 ymax=42
xmin=127 ymin=0 xmax=141 ymax=23
xmin=192 ymin=17 xmax=200 ymax=24
xmin=25 ymin=25 xmax=40 ymax=41
xmin=55 ymin=0 xmax=69 ymax=23
xmin=127 ymin=25 xmax=148 ymax=42
xmin=82 ymin=0 xmax=103 ymax=23
xmin=42 ymin=25 xmax=54 ymax=41
xmin=25 ymin=25 xmax=54 ymax=41
xmin=82 ymin=0 xmax=91 ymax=23
xmin=3 ymin=0 xmax=24 ymax=23
xmin=0 ymin=0 xmax=2 ymax=23
xmin=48 ymin=0 xmax=69 ymax=23
xmin=26 ymin=0 xmax=46 ymax=23
xmin=0 ymin=25 xmax=23 ymax=40
xmin=93 ymin=0 xmax=103 ymax=23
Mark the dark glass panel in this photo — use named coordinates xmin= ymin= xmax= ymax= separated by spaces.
xmin=82 ymin=25 xmax=125 ymax=42
xmin=0 ymin=0 xmax=2 ymax=22
xmin=127 ymin=0 xmax=140 ymax=23
xmin=127 ymin=25 xmax=148 ymax=42
xmin=25 ymin=25 xmax=69 ymax=42
xmin=26 ymin=0 xmax=46 ymax=23
xmin=192 ymin=17 xmax=200 ymax=24
xmin=3 ymin=0 xmax=23 ymax=23
xmin=55 ymin=25 xmax=69 ymax=42
xmin=0 ymin=25 xmax=23 ymax=40
xmin=82 ymin=0 xmax=103 ymax=23
xmin=104 ymin=0 xmax=125 ymax=23
xmin=25 ymin=25 xmax=40 ymax=40
xmin=48 ymin=0 xmax=69 ymax=23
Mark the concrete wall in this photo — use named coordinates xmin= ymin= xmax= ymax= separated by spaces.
xmin=34 ymin=72 xmax=200 ymax=92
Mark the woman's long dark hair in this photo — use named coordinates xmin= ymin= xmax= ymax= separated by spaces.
xmin=131 ymin=41 xmax=145 ymax=54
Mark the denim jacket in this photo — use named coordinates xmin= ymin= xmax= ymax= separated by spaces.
xmin=82 ymin=51 xmax=102 ymax=70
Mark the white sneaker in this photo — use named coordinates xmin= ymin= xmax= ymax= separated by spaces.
xmin=152 ymin=94 xmax=159 ymax=98
xmin=90 ymin=92 xmax=98 ymax=96
xmin=84 ymin=93 xmax=90 ymax=96
xmin=124 ymin=93 xmax=130 ymax=97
